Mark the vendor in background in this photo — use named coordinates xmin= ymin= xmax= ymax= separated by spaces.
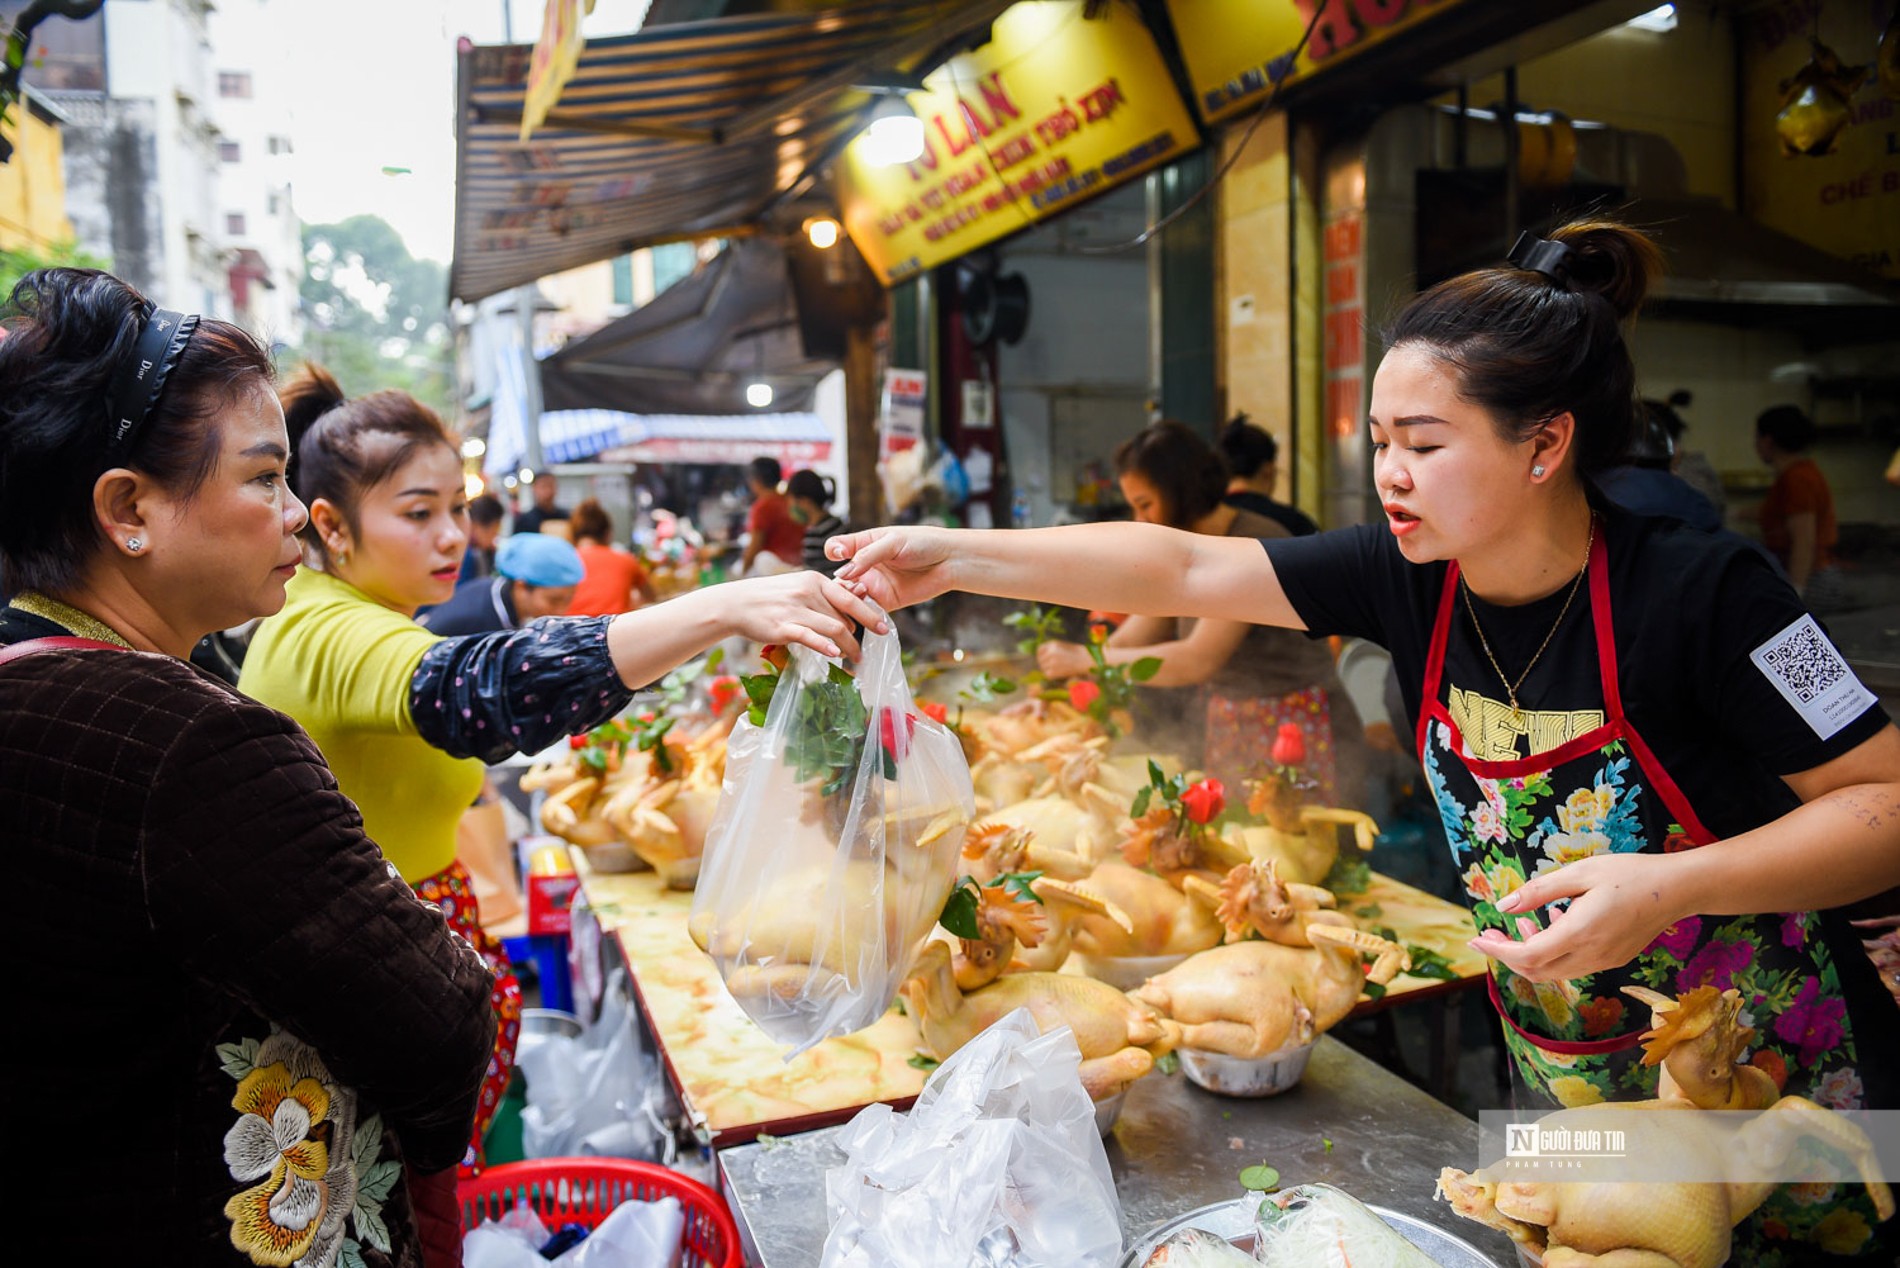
xmin=788 ymin=468 xmax=845 ymax=575
xmin=830 ymin=220 xmax=1900 ymax=1259
xmin=511 ymin=470 xmax=568 ymax=535
xmin=459 ymin=492 xmax=504 ymax=582
xmin=0 ymin=269 xmax=495 ymax=1264
xmin=740 ymin=454 xmax=805 ymax=575
xmin=567 ymin=496 xmax=656 ymax=616
xmin=1035 ymin=421 xmax=1362 ymax=802
xmin=240 ymin=366 xmax=884 ymax=1174
xmin=1757 ymin=404 xmax=1846 ymax=613
xmin=419 ymin=531 xmax=582 ymax=636
xmin=1218 ymin=413 xmax=1318 ymax=537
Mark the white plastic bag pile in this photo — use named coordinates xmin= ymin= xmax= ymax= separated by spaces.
xmin=518 ymin=973 xmax=663 ymax=1160
xmin=463 ymin=1195 xmax=685 ymax=1268
xmin=819 ymin=1008 xmax=1123 ymax=1268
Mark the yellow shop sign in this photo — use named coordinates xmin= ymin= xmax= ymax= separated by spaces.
xmin=836 ymin=0 xmax=1198 ymax=286
xmin=1169 ymin=0 xmax=1466 ymax=124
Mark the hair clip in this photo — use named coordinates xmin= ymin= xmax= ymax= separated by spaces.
xmin=1505 ymin=232 xmax=1573 ymax=286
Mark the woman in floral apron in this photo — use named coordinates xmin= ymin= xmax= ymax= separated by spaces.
xmin=829 ymin=220 xmax=1900 ymax=1263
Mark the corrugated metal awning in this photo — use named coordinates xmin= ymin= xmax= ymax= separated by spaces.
xmin=451 ymin=1 xmax=1014 ymax=302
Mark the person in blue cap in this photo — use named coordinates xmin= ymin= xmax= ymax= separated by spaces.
xmin=419 ymin=531 xmax=583 ymax=636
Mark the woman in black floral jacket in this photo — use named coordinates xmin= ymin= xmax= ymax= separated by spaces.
xmin=0 ymin=269 xmax=500 ymax=1266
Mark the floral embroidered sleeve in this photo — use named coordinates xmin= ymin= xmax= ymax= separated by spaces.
xmin=409 ymin=617 xmax=637 ymax=763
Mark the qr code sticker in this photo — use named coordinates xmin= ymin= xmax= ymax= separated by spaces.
xmin=1758 ymin=620 xmax=1848 ymax=704
xmin=1750 ymin=614 xmax=1875 ymax=741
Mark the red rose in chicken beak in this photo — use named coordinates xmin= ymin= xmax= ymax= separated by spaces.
xmin=1181 ymin=777 xmax=1226 ymax=825
xmin=707 ymin=674 xmax=741 ymax=713
xmin=1271 ymin=723 xmax=1306 ymax=768
xmin=920 ymin=701 xmax=949 ymax=725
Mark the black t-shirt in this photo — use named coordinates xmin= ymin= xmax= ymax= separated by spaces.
xmin=1223 ymin=490 xmax=1319 ymax=538
xmin=1263 ymin=502 xmax=1889 ymax=843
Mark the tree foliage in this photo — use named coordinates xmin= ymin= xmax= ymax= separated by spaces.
xmin=0 ymin=238 xmax=110 ymax=300
xmin=297 ymin=215 xmax=452 ymax=418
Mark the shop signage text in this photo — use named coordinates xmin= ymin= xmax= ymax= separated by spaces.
xmin=1167 ymin=0 xmax=1464 ymax=124
xmin=836 ymin=0 xmax=1197 ymax=285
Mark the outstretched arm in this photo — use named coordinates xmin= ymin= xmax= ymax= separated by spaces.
xmin=829 ymin=522 xmax=1306 ymax=630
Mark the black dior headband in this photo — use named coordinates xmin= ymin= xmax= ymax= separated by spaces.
xmin=1505 ymin=231 xmax=1573 ymax=287
xmin=103 ymin=306 xmax=200 ymax=460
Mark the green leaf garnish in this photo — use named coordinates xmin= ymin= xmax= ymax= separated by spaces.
xmin=1238 ymin=1164 xmax=1280 ymax=1192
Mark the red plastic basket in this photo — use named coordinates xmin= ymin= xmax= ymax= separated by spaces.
xmin=459 ymin=1158 xmax=741 ymax=1268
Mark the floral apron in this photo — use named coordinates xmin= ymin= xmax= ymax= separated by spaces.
xmin=413 ymin=859 xmax=521 ymax=1178
xmin=1418 ymin=527 xmax=1888 ymax=1259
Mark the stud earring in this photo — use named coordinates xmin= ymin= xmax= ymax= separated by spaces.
xmin=1531 ymin=465 xmax=1546 ymax=478
xmin=126 ymin=537 xmax=143 ymax=553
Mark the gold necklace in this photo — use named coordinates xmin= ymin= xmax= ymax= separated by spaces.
xmin=1460 ymin=516 xmax=1595 ymax=721
xmin=7 ymin=591 xmax=135 ymax=649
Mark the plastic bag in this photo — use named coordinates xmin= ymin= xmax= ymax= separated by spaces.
xmin=1252 ymin=1185 xmax=1441 ymax=1267
xmin=819 ymin=1008 xmax=1123 ymax=1268
xmin=690 ymin=623 xmax=974 ymax=1056
xmin=519 ymin=973 xmax=662 ymax=1159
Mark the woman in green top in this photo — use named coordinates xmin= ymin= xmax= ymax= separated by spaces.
xmin=241 ymin=365 xmax=883 ymax=1171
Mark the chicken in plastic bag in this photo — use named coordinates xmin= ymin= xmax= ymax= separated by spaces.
xmin=820 ymin=1008 xmax=1123 ymax=1268
xmin=1253 ymin=1184 xmax=1444 ymax=1267
xmin=689 ymin=623 xmax=974 ymax=1055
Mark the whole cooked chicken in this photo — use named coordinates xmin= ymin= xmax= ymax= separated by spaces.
xmin=1130 ymin=927 xmax=1409 ymax=1058
xmin=1070 ymin=861 xmax=1224 ymax=959
xmin=946 ymin=875 xmax=1134 ymax=989
xmin=1438 ymin=985 xmax=1896 ymax=1267
xmin=903 ymin=941 xmax=1179 ymax=1102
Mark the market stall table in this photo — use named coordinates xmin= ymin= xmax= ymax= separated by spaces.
xmin=717 ymin=1035 xmax=1518 ymax=1266
xmin=573 ymin=849 xmax=1487 ymax=1144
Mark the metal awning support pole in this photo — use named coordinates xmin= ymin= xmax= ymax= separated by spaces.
xmin=518 ymin=285 xmax=546 ymax=474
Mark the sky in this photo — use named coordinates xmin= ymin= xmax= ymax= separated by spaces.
xmin=279 ymin=0 xmax=655 ymax=266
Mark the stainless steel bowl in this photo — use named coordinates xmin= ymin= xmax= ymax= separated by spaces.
xmin=1177 ymin=1040 xmax=1317 ymax=1098
xmin=1120 ymin=1196 xmax=1504 ymax=1267
xmin=518 ymin=1007 xmax=583 ymax=1044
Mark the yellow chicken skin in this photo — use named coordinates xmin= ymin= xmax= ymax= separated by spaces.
xmin=903 ymin=941 xmax=1179 ymax=1102
xmin=1130 ymin=927 xmax=1408 ymax=1058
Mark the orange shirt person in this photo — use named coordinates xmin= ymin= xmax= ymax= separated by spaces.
xmin=566 ymin=498 xmax=655 ymax=616
xmin=1756 ymin=405 xmax=1838 ymax=599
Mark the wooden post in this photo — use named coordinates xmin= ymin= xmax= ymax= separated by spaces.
xmin=844 ymin=321 xmax=882 ymax=527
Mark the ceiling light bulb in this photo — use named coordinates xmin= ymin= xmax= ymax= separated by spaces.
xmin=746 ymin=382 xmax=775 ymax=409
xmin=806 ymin=217 xmax=841 ymax=249
xmin=860 ymin=100 xmax=926 ymax=167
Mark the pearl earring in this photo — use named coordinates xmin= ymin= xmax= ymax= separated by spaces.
xmin=126 ymin=537 xmax=143 ymax=553
xmin=1531 ymin=465 xmax=1546 ymax=478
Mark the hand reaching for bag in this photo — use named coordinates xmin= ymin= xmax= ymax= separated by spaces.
xmin=827 ymin=525 xmax=962 ymax=612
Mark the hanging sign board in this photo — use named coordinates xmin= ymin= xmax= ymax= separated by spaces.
xmin=1167 ymin=0 xmax=1465 ymax=125
xmin=881 ymin=369 xmax=928 ymax=457
xmin=1739 ymin=7 xmax=1900 ymax=280
xmin=836 ymin=0 xmax=1198 ymax=286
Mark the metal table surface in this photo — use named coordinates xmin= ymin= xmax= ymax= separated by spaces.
xmin=716 ymin=1036 xmax=1519 ymax=1267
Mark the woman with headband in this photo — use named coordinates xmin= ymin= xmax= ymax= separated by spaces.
xmin=0 ymin=269 xmax=496 ymax=1266
xmin=238 ymin=364 xmax=885 ymax=1173
xmin=830 ymin=222 xmax=1900 ymax=1256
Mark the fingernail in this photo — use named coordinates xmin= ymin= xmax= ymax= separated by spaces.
xmin=1496 ymin=893 xmax=1520 ymax=912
